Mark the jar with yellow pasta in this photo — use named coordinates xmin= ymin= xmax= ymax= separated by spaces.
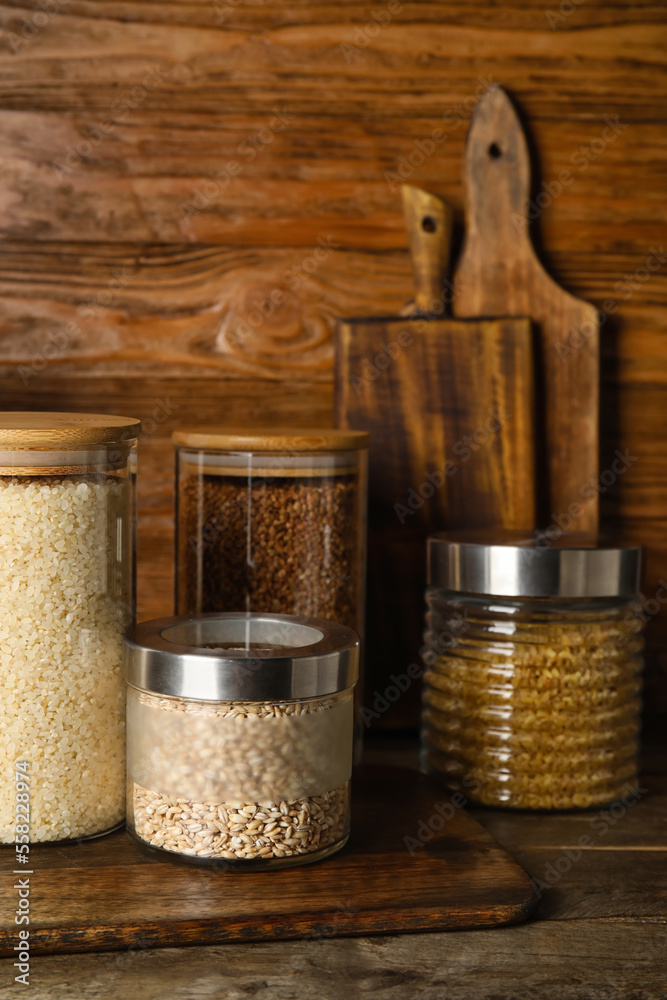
xmin=422 ymin=536 xmax=644 ymax=810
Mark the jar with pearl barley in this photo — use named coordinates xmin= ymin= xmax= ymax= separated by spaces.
xmin=422 ymin=536 xmax=644 ymax=811
xmin=123 ymin=612 xmax=359 ymax=869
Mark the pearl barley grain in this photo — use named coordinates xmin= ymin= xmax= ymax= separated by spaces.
xmin=128 ymin=692 xmax=351 ymax=863
xmin=125 ymin=611 xmax=358 ymax=868
xmin=0 ymin=476 xmax=130 ymax=843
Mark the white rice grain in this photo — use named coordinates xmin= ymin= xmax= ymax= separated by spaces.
xmin=0 ymin=476 xmax=130 ymax=843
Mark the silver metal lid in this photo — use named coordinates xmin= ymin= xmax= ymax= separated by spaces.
xmin=123 ymin=613 xmax=359 ymax=701
xmin=427 ymin=535 xmax=642 ymax=598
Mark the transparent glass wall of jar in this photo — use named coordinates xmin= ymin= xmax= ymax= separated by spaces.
xmin=173 ymin=428 xmax=368 ymax=749
xmin=421 ymin=536 xmax=644 ymax=810
xmin=173 ymin=429 xmax=368 ymax=632
xmin=0 ymin=412 xmax=140 ymax=843
xmin=124 ymin=612 xmax=359 ymax=869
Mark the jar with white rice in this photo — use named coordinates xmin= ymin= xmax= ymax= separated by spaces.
xmin=0 ymin=412 xmax=140 ymax=842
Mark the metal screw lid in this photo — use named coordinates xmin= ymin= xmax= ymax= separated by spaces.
xmin=427 ymin=533 xmax=642 ymax=599
xmin=123 ymin=612 xmax=359 ymax=702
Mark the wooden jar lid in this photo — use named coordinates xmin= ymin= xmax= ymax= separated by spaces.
xmin=172 ymin=427 xmax=370 ymax=452
xmin=0 ymin=412 xmax=141 ymax=446
xmin=0 ymin=413 xmax=141 ymax=474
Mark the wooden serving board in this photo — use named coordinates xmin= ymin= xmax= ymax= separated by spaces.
xmin=336 ymin=315 xmax=535 ymax=728
xmin=0 ymin=767 xmax=537 ymax=956
xmin=453 ymin=84 xmax=600 ymax=532
xmin=336 ymin=186 xmax=536 ymax=729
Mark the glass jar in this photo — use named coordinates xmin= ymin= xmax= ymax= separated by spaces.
xmin=124 ymin=612 xmax=359 ymax=869
xmin=173 ymin=427 xmax=368 ymax=750
xmin=0 ymin=412 xmax=140 ymax=843
xmin=422 ymin=536 xmax=644 ymax=810
xmin=173 ymin=428 xmax=368 ymax=627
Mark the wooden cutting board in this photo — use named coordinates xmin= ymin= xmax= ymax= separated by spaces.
xmin=335 ymin=187 xmax=535 ymax=728
xmin=0 ymin=766 xmax=538 ymax=956
xmin=453 ymin=84 xmax=600 ymax=533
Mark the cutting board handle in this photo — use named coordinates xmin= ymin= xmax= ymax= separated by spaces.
xmin=459 ymin=84 xmax=533 ymax=259
xmin=401 ymin=185 xmax=454 ymax=315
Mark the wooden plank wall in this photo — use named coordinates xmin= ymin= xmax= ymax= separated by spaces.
xmin=1 ymin=0 xmax=666 ymax=714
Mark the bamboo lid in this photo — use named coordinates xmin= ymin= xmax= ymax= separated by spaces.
xmin=0 ymin=412 xmax=142 ymax=446
xmin=172 ymin=427 xmax=370 ymax=452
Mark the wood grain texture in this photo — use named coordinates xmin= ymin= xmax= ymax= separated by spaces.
xmin=0 ymin=767 xmax=537 ymax=956
xmin=1 ymin=759 xmax=665 ymax=1000
xmin=0 ymin=243 xmax=664 ymax=383
xmin=0 ymin=244 xmax=663 ymax=381
xmin=0 ymin=245 xmax=414 ymax=380
xmin=453 ymin=86 xmax=599 ymax=534
xmin=0 ymin=0 xmax=665 ymax=714
xmin=1 ymin=923 xmax=664 ymax=1000
xmin=336 ymin=316 xmax=535 ymax=725
xmin=0 ymin=410 xmax=139 ymax=443
xmin=0 ymin=12 xmax=666 ymax=123
xmin=0 ymin=113 xmax=660 ymax=248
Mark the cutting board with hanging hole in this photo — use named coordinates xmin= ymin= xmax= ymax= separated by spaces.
xmin=453 ymin=84 xmax=600 ymax=534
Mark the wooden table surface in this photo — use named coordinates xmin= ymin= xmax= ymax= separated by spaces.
xmin=1 ymin=742 xmax=665 ymax=1000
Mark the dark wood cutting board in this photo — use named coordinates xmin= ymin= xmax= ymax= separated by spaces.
xmin=0 ymin=767 xmax=537 ymax=956
xmin=336 ymin=313 xmax=536 ymax=728
xmin=335 ymin=187 xmax=535 ymax=727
